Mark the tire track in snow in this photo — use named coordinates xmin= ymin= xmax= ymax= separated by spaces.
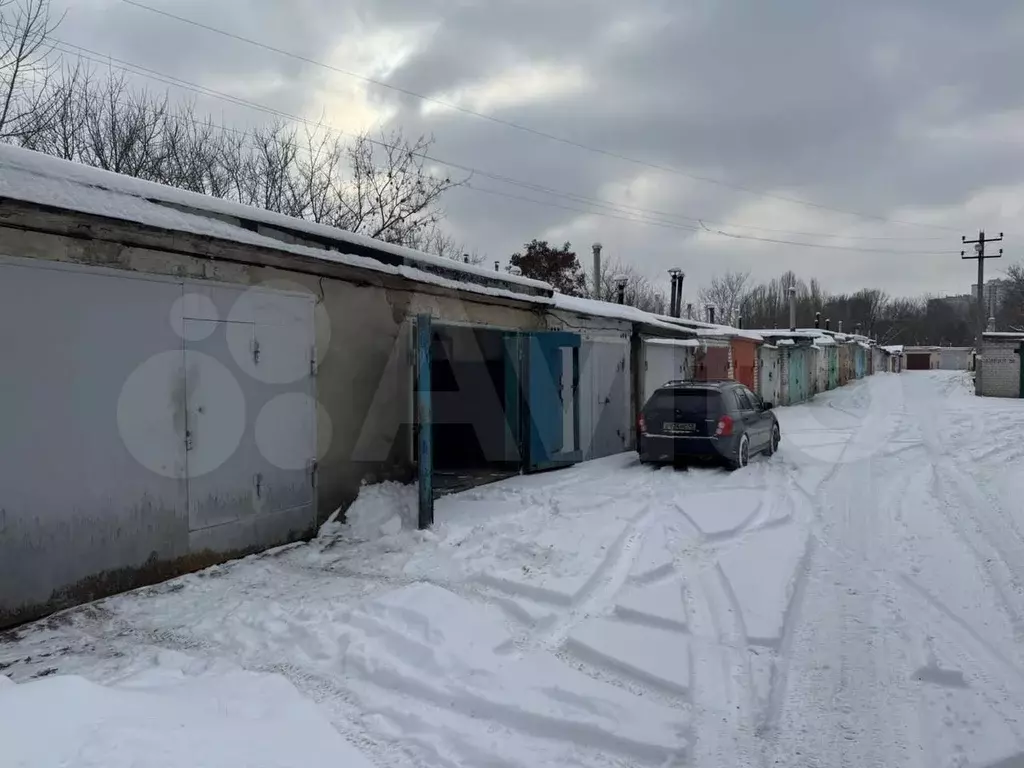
xmin=766 ymin=375 xmax=923 ymax=768
xmin=907 ymin=378 xmax=1024 ymax=649
xmin=535 ymin=501 xmax=662 ymax=652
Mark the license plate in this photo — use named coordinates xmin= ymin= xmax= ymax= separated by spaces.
xmin=664 ymin=422 xmax=696 ymax=434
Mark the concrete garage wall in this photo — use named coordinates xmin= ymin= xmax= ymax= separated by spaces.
xmin=0 ymin=256 xmax=318 ymax=627
xmin=0 ymin=214 xmax=545 ymax=626
xmin=937 ymin=347 xmax=973 ymax=371
xmin=979 ymin=339 xmax=1022 ymax=398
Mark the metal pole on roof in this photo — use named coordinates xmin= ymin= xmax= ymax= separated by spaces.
xmin=788 ymin=286 xmax=797 ymax=332
xmin=815 ymin=312 xmax=821 ymax=329
xmin=494 ymin=260 xmax=500 ymax=272
xmin=616 ymin=279 xmax=627 ymax=304
xmin=592 ymin=243 xmax=603 ymax=299
xmin=668 ymin=268 xmax=682 ymax=317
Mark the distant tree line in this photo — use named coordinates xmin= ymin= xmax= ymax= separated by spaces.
xmin=701 ymin=266 xmax=1024 ymax=346
xmin=0 ymin=0 xmax=472 ymax=258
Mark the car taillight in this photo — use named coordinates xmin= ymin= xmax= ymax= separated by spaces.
xmin=715 ymin=415 xmax=733 ymax=437
xmin=638 ymin=414 xmax=646 ymax=434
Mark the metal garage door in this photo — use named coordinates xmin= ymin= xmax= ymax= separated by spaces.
xmin=642 ymin=338 xmax=695 ymax=402
xmin=906 ymin=353 xmax=930 ymax=370
xmin=579 ymin=335 xmax=631 ymax=460
xmin=0 ymin=257 xmax=317 ymax=626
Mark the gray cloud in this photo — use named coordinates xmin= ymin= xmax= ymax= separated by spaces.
xmin=54 ymin=0 xmax=1024 ymax=299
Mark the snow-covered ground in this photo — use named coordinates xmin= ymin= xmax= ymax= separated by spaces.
xmin=4 ymin=371 xmax=1024 ymax=768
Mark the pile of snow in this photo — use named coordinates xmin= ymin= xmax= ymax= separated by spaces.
xmin=0 ymin=666 xmax=375 ymax=768
xmin=321 ymin=481 xmax=418 ymax=541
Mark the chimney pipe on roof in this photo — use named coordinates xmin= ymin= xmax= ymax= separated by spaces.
xmin=738 ymin=316 xmax=744 ymax=329
xmin=825 ymin=318 xmax=831 ymax=331
xmin=615 ymin=278 xmax=627 ymax=305
xmin=494 ymin=260 xmax=500 ymax=272
xmin=686 ymin=303 xmax=694 ymax=320
xmin=708 ymin=306 xmax=716 ymax=324
xmin=668 ymin=269 xmax=679 ymax=317
xmin=592 ymin=243 xmax=603 ymax=299
xmin=815 ymin=312 xmax=821 ymax=329
xmin=788 ymin=286 xmax=797 ymax=332
xmin=838 ymin=320 xmax=844 ymax=333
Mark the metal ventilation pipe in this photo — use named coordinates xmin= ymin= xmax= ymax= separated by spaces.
xmin=788 ymin=286 xmax=797 ymax=332
xmin=815 ymin=312 xmax=821 ymax=329
xmin=707 ymin=306 xmax=716 ymax=324
xmin=825 ymin=318 xmax=831 ymax=331
xmin=668 ymin=269 xmax=679 ymax=316
xmin=592 ymin=243 xmax=603 ymax=299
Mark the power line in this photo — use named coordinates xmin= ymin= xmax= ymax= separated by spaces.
xmin=466 ymin=184 xmax=960 ymax=256
xmin=119 ymin=0 xmax=963 ymax=233
xmin=48 ymin=38 xmax=962 ymax=251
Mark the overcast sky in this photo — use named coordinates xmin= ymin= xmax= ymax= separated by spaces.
xmin=53 ymin=0 xmax=1024 ymax=302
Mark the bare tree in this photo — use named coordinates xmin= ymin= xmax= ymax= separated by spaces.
xmin=699 ymin=270 xmax=750 ymax=326
xmin=405 ymin=226 xmax=482 ymax=263
xmin=996 ymin=262 xmax=1024 ymax=331
xmin=11 ymin=51 xmax=466 ymax=249
xmin=587 ymin=258 xmax=668 ymax=314
xmin=0 ymin=0 xmax=65 ymax=141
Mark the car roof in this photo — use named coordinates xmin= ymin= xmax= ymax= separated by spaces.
xmin=658 ymin=379 xmax=737 ymax=390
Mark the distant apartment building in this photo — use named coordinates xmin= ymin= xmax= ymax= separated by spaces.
xmin=970 ymin=278 xmax=1010 ymax=318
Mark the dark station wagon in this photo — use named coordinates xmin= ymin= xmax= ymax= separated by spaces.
xmin=637 ymin=380 xmax=781 ymax=470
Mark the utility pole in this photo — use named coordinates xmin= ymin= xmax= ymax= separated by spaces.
xmin=962 ymin=230 xmax=1003 ymax=395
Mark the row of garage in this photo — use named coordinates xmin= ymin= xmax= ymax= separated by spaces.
xmin=0 ymin=143 xmax=898 ymax=627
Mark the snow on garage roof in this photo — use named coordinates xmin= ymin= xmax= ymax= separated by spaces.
xmin=0 ymin=144 xmax=550 ymax=297
xmin=551 ymin=294 xmax=763 ymax=341
xmin=0 ymin=146 xmax=769 ymax=340
xmin=983 ymin=332 xmax=1024 ymax=341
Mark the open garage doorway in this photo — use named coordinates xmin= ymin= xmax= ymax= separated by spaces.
xmin=429 ymin=324 xmax=520 ymax=496
xmin=414 ymin=318 xmax=582 ymax=504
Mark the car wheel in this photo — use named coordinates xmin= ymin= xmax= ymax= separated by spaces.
xmin=766 ymin=424 xmax=781 ymax=456
xmin=730 ymin=434 xmax=750 ymax=470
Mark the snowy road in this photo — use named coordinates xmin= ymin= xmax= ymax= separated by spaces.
xmin=4 ymin=371 xmax=1024 ymax=767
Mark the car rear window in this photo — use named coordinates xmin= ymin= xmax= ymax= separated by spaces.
xmin=646 ymin=389 xmax=723 ymax=416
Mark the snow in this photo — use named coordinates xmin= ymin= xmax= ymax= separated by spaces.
xmin=614 ymin=578 xmax=688 ymax=630
xmin=716 ymin=524 xmax=810 ymax=647
xmin=6 ymin=372 xmax=1024 ymax=768
xmin=566 ymin=617 xmax=690 ymax=695
xmin=552 ymin=293 xmax=764 ymax=340
xmin=678 ymin=488 xmax=762 ymax=538
xmin=0 ymin=662 xmax=376 ymax=768
xmin=644 ymin=337 xmax=701 ymax=348
xmin=330 ymin=481 xmax=418 ymax=541
xmin=0 ymin=144 xmax=549 ymax=294
xmin=0 ymin=146 xmax=772 ymax=345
